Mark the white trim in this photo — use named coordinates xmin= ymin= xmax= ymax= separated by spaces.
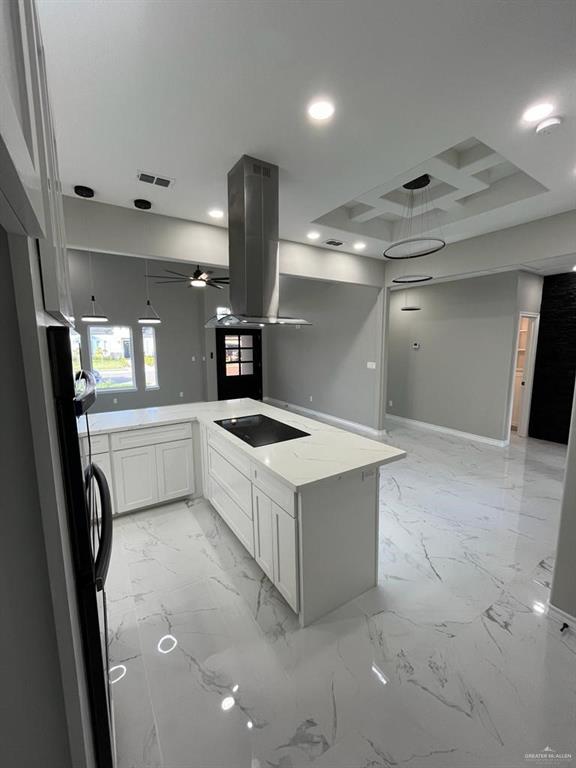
xmin=547 ymin=602 xmax=576 ymax=628
xmin=385 ymin=413 xmax=509 ymax=447
xmin=264 ymin=397 xmax=387 ymax=439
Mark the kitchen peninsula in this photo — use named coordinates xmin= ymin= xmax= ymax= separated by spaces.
xmin=80 ymin=399 xmax=405 ymax=625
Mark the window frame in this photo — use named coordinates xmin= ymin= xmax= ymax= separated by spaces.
xmin=88 ymin=325 xmax=138 ymax=393
xmin=141 ymin=325 xmax=160 ymax=390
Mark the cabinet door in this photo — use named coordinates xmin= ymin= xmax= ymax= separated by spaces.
xmin=156 ymin=440 xmax=195 ymax=502
xmin=113 ymin=446 xmax=158 ymax=513
xmin=273 ymin=502 xmax=299 ymax=612
xmin=253 ymin=487 xmax=274 ymax=581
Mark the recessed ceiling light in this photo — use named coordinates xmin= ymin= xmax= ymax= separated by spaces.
xmin=535 ymin=116 xmax=562 ymax=135
xmin=307 ymin=231 xmax=321 ymax=240
xmin=353 ymin=241 xmax=366 ymax=251
xmin=208 ymin=208 xmax=224 ymax=219
xmin=522 ymin=102 xmax=554 ymax=123
xmin=572 ymin=265 xmax=576 ymax=272
xmin=307 ymin=99 xmax=335 ymax=122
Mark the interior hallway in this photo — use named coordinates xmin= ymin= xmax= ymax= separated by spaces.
xmin=106 ymin=425 xmax=573 ymax=768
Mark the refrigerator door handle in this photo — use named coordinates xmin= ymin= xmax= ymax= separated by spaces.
xmin=74 ymin=370 xmax=97 ymax=416
xmin=86 ymin=463 xmax=113 ymax=589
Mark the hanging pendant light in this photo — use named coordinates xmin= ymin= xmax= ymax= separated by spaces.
xmin=81 ymin=253 xmax=109 ymax=322
xmin=400 ymin=289 xmax=421 ymax=311
xmin=384 ymin=174 xmax=445 ymax=260
xmin=392 ymin=275 xmax=433 ymax=284
xmin=138 ymin=261 xmax=162 ymax=324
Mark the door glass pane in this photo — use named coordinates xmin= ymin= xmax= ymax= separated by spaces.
xmin=240 ymin=363 xmax=253 ymax=375
xmin=225 ymin=349 xmax=239 ymax=363
xmin=226 ymin=363 xmax=240 ymax=376
xmin=225 ymin=335 xmax=239 ymax=348
xmin=240 ymin=348 xmax=253 ymax=362
xmin=240 ymin=335 xmax=253 ymax=348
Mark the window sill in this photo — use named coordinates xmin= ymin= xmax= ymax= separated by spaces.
xmin=96 ymin=387 xmax=138 ymax=395
xmin=145 ymin=386 xmax=160 ymax=391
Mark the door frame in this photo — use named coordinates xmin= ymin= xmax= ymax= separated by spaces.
xmin=508 ymin=311 xmax=540 ymax=439
xmin=215 ymin=328 xmax=263 ymax=401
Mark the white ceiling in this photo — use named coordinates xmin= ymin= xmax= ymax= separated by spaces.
xmin=38 ymin=0 xmax=576 ymax=260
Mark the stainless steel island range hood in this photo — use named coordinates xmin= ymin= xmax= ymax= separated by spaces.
xmin=205 ymin=155 xmax=310 ymax=328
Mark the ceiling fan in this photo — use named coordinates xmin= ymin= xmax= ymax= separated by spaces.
xmin=151 ymin=266 xmax=230 ymax=290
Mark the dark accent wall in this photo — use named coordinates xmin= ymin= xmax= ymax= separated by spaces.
xmin=529 ymin=273 xmax=576 ymax=444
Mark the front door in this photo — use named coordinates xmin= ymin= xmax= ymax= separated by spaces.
xmin=216 ymin=329 xmax=263 ymax=401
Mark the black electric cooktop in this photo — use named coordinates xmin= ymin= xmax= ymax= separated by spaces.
xmin=214 ymin=414 xmax=310 ymax=448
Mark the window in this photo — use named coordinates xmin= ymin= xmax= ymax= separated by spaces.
xmin=142 ymin=326 xmax=159 ymax=388
xmin=224 ymin=334 xmax=254 ymax=376
xmin=89 ymin=326 xmax=136 ymax=390
xmin=70 ymin=329 xmax=82 ymax=376
xmin=216 ymin=306 xmax=231 ymax=319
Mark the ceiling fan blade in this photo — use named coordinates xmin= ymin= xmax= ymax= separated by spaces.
xmin=149 ymin=274 xmax=187 ymax=280
xmin=209 ymin=277 xmax=230 ymax=283
xmin=154 ymin=279 xmax=187 ymax=284
xmin=164 ymin=268 xmax=191 ymax=278
xmin=206 ymin=280 xmax=224 ymax=289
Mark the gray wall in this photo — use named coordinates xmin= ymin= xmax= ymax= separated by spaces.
xmin=0 ymin=228 xmax=73 ymax=766
xmin=387 ymin=273 xmax=519 ymax=441
xmin=69 ymin=250 xmax=207 ymax=412
xmin=265 ymin=276 xmax=383 ymax=428
xmin=551 ymin=385 xmax=576 ymax=619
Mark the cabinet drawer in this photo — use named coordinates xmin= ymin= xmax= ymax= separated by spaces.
xmin=81 ymin=433 xmax=109 ymax=456
xmin=209 ymin=477 xmax=254 ymax=556
xmin=207 ymin=427 xmax=251 ymax=478
xmin=110 ymin=422 xmax=192 ymax=451
xmin=251 ymin=465 xmax=296 ymax=517
xmin=208 ymin=446 xmax=252 ymax=517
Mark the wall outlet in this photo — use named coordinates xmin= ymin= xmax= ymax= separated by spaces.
xmin=202 ymin=355 xmax=206 ymax=362
xmin=388 ymin=399 xmax=393 ymax=408
xmin=113 ymin=397 xmax=118 ymax=405
xmin=179 ymin=392 xmax=184 ymax=398
xmin=367 ymin=361 xmax=376 ymax=370
xmin=191 ymin=355 xmax=196 ymax=362
xmin=309 ymin=396 xmax=313 ymax=402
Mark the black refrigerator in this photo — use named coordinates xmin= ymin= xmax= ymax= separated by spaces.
xmin=47 ymin=326 xmax=115 ymax=768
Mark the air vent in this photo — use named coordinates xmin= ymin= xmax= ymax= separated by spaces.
xmin=137 ymin=171 xmax=173 ymax=188
xmin=324 ymin=239 xmax=344 ymax=247
xmin=252 ymin=163 xmax=271 ymax=178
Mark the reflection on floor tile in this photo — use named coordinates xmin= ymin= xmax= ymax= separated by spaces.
xmin=107 ymin=427 xmax=575 ymax=768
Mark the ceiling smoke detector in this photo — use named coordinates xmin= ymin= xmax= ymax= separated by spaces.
xmin=137 ymin=171 xmax=173 ymax=188
xmin=324 ymin=239 xmax=344 ymax=247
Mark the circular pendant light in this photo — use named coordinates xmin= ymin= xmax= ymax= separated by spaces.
xmin=400 ymin=289 xmax=421 ymax=312
xmin=392 ymin=274 xmax=433 ymax=284
xmin=384 ymin=173 xmax=446 ymax=260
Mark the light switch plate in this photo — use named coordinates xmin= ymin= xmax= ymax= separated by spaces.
xmin=367 ymin=361 xmax=376 ymax=369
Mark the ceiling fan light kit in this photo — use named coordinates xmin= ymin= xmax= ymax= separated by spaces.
xmin=151 ymin=265 xmax=230 ymax=290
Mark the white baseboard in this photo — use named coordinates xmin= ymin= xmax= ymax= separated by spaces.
xmin=264 ymin=397 xmax=386 ymax=439
xmin=385 ymin=413 xmax=509 ymax=447
xmin=548 ymin=602 xmax=576 ymax=628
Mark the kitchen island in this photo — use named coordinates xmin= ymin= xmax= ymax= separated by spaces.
xmin=80 ymin=399 xmax=405 ymax=625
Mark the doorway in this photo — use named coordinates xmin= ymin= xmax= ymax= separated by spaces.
xmin=216 ymin=329 xmax=263 ymax=400
xmin=510 ymin=313 xmax=539 ymax=437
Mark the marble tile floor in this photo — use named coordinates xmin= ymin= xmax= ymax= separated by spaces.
xmin=106 ymin=425 xmax=575 ymax=768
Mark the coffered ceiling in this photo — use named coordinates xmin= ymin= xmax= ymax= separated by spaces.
xmin=38 ymin=0 xmax=575 ymax=259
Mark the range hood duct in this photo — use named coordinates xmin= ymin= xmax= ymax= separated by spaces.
xmin=205 ymin=155 xmax=310 ymax=328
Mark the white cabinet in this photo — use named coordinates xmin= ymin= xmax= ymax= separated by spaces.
xmin=209 ymin=477 xmax=254 ymax=556
xmin=253 ymin=487 xmax=275 ymax=581
xmin=113 ymin=445 xmax=158 ymax=514
xmin=252 ymin=487 xmax=299 ymax=612
xmin=273 ymin=502 xmax=299 ymax=611
xmin=156 ymin=440 xmax=195 ymax=501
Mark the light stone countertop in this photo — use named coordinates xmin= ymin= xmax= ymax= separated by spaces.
xmin=79 ymin=398 xmax=405 ymax=489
